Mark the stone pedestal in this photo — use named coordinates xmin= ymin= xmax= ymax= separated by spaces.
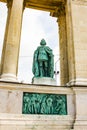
xmin=0 ymin=82 xmax=74 ymax=130
xmin=0 ymin=113 xmax=74 ymax=130
xmin=73 ymin=87 xmax=87 ymax=129
xmin=32 ymin=77 xmax=56 ymax=86
xmin=0 ymin=73 xmax=18 ymax=82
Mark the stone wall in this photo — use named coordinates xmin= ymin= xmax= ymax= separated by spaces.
xmin=0 ymin=82 xmax=74 ymax=130
xmin=67 ymin=0 xmax=87 ymax=86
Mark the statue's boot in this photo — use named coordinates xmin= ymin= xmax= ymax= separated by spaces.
xmin=40 ymin=67 xmax=43 ymax=77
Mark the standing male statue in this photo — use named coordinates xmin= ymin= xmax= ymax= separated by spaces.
xmin=32 ymin=39 xmax=54 ymax=78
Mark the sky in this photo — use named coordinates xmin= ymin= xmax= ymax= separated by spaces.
xmin=0 ymin=2 xmax=60 ymax=85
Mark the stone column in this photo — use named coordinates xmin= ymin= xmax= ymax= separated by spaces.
xmin=73 ymin=87 xmax=87 ymax=129
xmin=66 ymin=0 xmax=87 ymax=86
xmin=66 ymin=0 xmax=76 ymax=86
xmin=50 ymin=5 xmax=69 ymax=86
xmin=57 ymin=6 xmax=69 ymax=85
xmin=0 ymin=0 xmax=24 ymax=81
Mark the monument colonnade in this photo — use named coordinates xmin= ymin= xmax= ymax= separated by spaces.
xmin=0 ymin=0 xmax=68 ymax=85
xmin=0 ymin=0 xmax=87 ymax=87
xmin=1 ymin=0 xmax=87 ymax=129
xmin=0 ymin=0 xmax=24 ymax=81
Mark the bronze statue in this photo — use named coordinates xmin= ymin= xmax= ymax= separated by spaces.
xmin=32 ymin=39 xmax=54 ymax=78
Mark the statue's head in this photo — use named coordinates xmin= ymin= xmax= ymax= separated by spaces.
xmin=40 ymin=39 xmax=46 ymax=45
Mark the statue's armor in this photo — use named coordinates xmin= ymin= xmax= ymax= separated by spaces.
xmin=38 ymin=46 xmax=48 ymax=61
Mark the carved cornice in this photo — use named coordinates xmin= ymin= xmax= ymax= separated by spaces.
xmin=50 ymin=3 xmax=65 ymax=18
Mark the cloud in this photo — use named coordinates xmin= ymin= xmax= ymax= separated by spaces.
xmin=19 ymin=8 xmax=59 ymax=83
xmin=0 ymin=4 xmax=59 ymax=84
xmin=20 ymin=8 xmax=59 ymax=56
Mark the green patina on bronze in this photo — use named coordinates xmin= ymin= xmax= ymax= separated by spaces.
xmin=32 ymin=39 xmax=54 ymax=78
xmin=22 ymin=92 xmax=67 ymax=115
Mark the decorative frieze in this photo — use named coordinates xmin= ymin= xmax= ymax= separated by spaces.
xmin=22 ymin=92 xmax=67 ymax=115
xmin=50 ymin=3 xmax=65 ymax=17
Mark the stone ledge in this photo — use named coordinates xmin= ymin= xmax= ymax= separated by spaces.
xmin=73 ymin=87 xmax=87 ymax=94
xmin=67 ymin=78 xmax=87 ymax=87
xmin=0 ymin=81 xmax=73 ymax=94
xmin=74 ymin=117 xmax=87 ymax=130
xmin=0 ymin=113 xmax=74 ymax=130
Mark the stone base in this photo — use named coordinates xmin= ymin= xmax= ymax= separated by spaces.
xmin=0 ymin=81 xmax=82 ymax=130
xmin=0 ymin=82 xmax=74 ymax=116
xmin=74 ymin=116 xmax=87 ymax=130
xmin=66 ymin=78 xmax=87 ymax=86
xmin=0 ymin=73 xmax=18 ymax=82
xmin=73 ymin=87 xmax=87 ymax=129
xmin=32 ymin=77 xmax=56 ymax=85
xmin=0 ymin=113 xmax=74 ymax=130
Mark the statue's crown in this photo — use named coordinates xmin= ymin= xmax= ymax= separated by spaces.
xmin=40 ymin=39 xmax=46 ymax=45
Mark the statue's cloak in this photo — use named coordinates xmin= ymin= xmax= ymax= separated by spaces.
xmin=32 ymin=46 xmax=54 ymax=78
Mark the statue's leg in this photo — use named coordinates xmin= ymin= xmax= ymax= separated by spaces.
xmin=44 ymin=61 xmax=48 ymax=77
xmin=39 ymin=61 xmax=43 ymax=77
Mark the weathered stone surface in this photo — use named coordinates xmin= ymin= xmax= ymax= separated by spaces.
xmin=32 ymin=77 xmax=56 ymax=85
xmin=66 ymin=0 xmax=87 ymax=86
xmin=0 ymin=89 xmax=23 ymax=113
xmin=0 ymin=82 xmax=74 ymax=115
xmin=0 ymin=82 xmax=74 ymax=129
xmin=0 ymin=113 xmax=74 ymax=130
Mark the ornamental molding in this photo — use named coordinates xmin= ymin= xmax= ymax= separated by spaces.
xmin=50 ymin=3 xmax=65 ymax=17
xmin=67 ymin=78 xmax=87 ymax=87
xmin=7 ymin=0 xmax=13 ymax=8
xmin=72 ymin=0 xmax=87 ymax=5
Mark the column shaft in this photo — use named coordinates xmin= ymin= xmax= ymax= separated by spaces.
xmin=68 ymin=0 xmax=87 ymax=85
xmin=1 ymin=0 xmax=24 ymax=81
xmin=1 ymin=0 xmax=12 ymax=75
xmin=66 ymin=0 xmax=76 ymax=85
xmin=58 ymin=14 xmax=69 ymax=85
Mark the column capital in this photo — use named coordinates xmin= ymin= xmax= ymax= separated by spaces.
xmin=50 ymin=3 xmax=65 ymax=18
xmin=57 ymin=14 xmax=66 ymax=29
xmin=23 ymin=0 xmax=26 ymax=10
xmin=7 ymin=0 xmax=13 ymax=9
xmin=7 ymin=0 xmax=26 ymax=10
